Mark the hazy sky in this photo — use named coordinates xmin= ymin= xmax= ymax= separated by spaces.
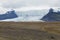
xmin=0 ymin=0 xmax=59 ymax=13
xmin=0 ymin=0 xmax=59 ymax=8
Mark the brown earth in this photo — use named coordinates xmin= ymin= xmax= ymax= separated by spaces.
xmin=0 ymin=22 xmax=60 ymax=40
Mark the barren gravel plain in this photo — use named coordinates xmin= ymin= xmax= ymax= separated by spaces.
xmin=0 ymin=22 xmax=60 ymax=40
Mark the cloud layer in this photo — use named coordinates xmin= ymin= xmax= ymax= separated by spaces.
xmin=0 ymin=0 xmax=59 ymax=8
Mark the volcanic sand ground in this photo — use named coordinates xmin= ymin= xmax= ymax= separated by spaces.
xmin=0 ymin=22 xmax=60 ymax=40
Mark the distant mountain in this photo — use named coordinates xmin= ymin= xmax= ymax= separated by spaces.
xmin=0 ymin=10 xmax=18 ymax=20
xmin=41 ymin=8 xmax=60 ymax=22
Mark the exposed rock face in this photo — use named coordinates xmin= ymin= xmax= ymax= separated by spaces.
xmin=0 ymin=10 xmax=18 ymax=20
xmin=41 ymin=8 xmax=60 ymax=22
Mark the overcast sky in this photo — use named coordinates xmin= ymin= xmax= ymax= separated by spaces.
xmin=0 ymin=0 xmax=59 ymax=8
xmin=0 ymin=0 xmax=59 ymax=13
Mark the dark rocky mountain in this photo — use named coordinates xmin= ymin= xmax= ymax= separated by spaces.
xmin=0 ymin=10 xmax=18 ymax=20
xmin=41 ymin=8 xmax=60 ymax=22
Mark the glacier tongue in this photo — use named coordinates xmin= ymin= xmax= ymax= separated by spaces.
xmin=0 ymin=9 xmax=49 ymax=22
xmin=0 ymin=7 xmax=60 ymax=22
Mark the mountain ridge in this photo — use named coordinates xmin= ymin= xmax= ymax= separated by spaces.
xmin=41 ymin=8 xmax=60 ymax=22
xmin=0 ymin=10 xmax=18 ymax=20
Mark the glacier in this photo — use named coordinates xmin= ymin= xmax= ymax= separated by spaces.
xmin=0 ymin=7 xmax=60 ymax=22
xmin=0 ymin=9 xmax=49 ymax=22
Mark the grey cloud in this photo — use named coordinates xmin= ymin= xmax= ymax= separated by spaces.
xmin=1 ymin=0 xmax=59 ymax=8
xmin=53 ymin=0 xmax=60 ymax=7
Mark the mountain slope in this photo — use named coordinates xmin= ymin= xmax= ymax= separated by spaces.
xmin=0 ymin=10 xmax=18 ymax=20
xmin=41 ymin=8 xmax=60 ymax=22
